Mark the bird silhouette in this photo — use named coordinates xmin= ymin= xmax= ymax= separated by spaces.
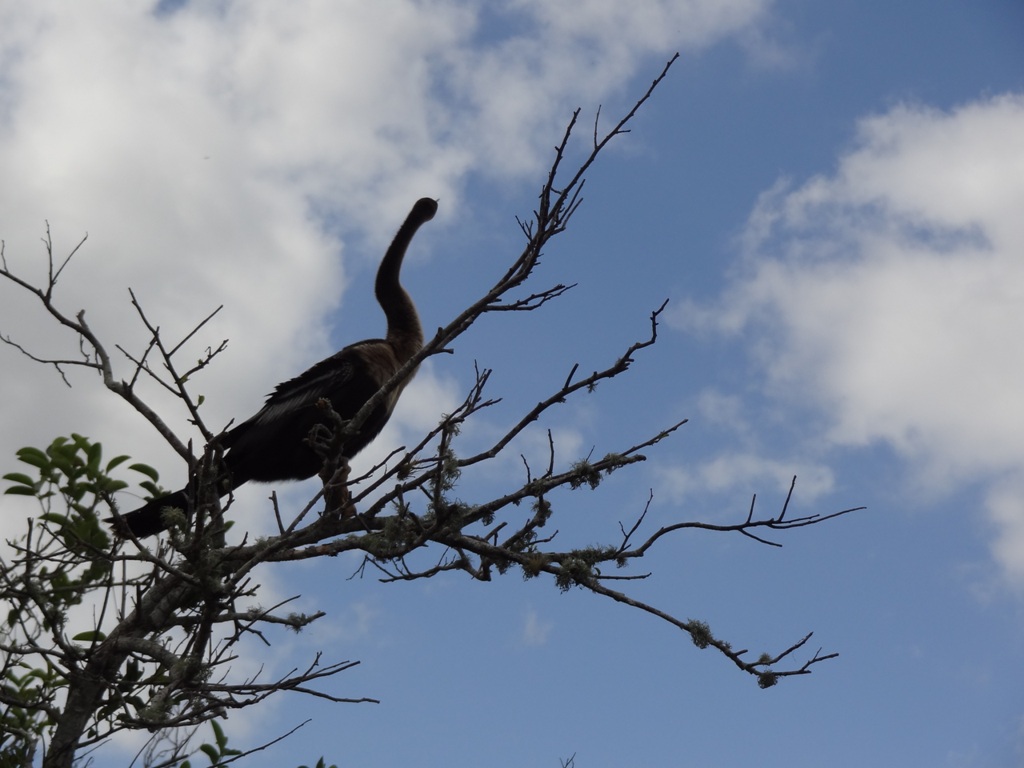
xmin=113 ymin=197 xmax=437 ymax=537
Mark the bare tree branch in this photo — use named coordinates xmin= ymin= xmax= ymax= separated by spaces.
xmin=0 ymin=54 xmax=863 ymax=768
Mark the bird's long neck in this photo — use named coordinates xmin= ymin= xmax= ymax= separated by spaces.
xmin=376 ymin=198 xmax=436 ymax=363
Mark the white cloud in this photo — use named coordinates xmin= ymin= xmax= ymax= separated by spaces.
xmin=0 ymin=1 xmax=770 ymax=544
xmin=675 ymin=93 xmax=1024 ymax=582
xmin=517 ymin=0 xmax=768 ymax=53
xmin=521 ymin=605 xmax=552 ymax=647
xmin=695 ymin=388 xmax=751 ymax=435
xmin=656 ymin=452 xmax=834 ymax=509
xmin=986 ymin=480 xmax=1024 ymax=590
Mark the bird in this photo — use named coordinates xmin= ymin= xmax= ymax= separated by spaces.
xmin=112 ymin=197 xmax=438 ymax=538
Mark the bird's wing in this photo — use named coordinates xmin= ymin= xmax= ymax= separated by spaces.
xmin=223 ymin=342 xmax=379 ymax=442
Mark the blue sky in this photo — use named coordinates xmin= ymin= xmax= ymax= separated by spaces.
xmin=1 ymin=2 xmax=1023 ymax=766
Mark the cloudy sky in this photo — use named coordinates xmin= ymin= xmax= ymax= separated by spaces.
xmin=1 ymin=1 xmax=1023 ymax=766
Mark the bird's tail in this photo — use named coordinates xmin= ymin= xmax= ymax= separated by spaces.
xmin=109 ymin=489 xmax=191 ymax=538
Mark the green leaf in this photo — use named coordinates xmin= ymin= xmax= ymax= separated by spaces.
xmin=40 ymin=512 xmax=70 ymax=528
xmin=199 ymin=744 xmax=219 ymax=762
xmin=47 ymin=449 xmax=79 ymax=476
xmin=210 ymin=719 xmax=227 ymax=749
xmin=3 ymin=472 xmax=36 ymax=487
xmin=106 ymin=454 xmax=132 ymax=472
xmin=72 ymin=630 xmax=106 ymax=642
xmin=129 ymin=463 xmax=160 ymax=482
xmin=86 ymin=441 xmax=103 ymax=473
xmin=4 ymin=486 xmax=38 ymax=496
xmin=15 ymin=447 xmax=50 ymax=470
xmin=139 ymin=480 xmax=163 ymax=497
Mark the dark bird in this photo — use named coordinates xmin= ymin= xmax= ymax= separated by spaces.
xmin=113 ymin=197 xmax=438 ymax=537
